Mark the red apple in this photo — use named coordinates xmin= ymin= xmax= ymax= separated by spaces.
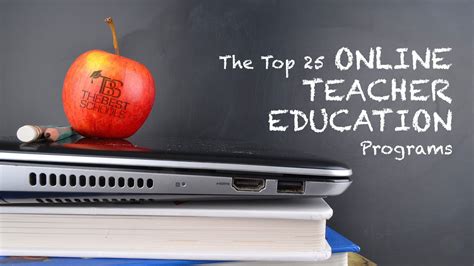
xmin=62 ymin=17 xmax=155 ymax=138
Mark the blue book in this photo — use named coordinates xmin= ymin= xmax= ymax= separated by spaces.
xmin=326 ymin=227 xmax=361 ymax=254
xmin=0 ymin=227 xmax=359 ymax=266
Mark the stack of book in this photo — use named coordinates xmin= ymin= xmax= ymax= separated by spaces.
xmin=0 ymin=198 xmax=364 ymax=265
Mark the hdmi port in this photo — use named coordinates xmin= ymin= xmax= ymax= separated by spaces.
xmin=232 ymin=178 xmax=265 ymax=192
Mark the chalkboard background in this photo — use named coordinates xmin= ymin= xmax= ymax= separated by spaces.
xmin=0 ymin=0 xmax=472 ymax=265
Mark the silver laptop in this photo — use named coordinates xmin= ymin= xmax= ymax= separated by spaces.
xmin=0 ymin=137 xmax=352 ymax=204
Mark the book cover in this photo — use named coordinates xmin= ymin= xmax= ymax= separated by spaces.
xmin=0 ymin=198 xmax=333 ymax=221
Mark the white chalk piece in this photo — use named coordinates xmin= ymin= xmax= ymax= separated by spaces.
xmin=16 ymin=125 xmax=48 ymax=143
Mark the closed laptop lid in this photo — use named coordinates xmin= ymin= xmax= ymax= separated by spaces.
xmin=0 ymin=136 xmax=352 ymax=177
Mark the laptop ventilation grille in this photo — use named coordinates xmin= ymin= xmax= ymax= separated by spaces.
xmin=34 ymin=198 xmax=158 ymax=204
xmin=28 ymin=172 xmax=154 ymax=189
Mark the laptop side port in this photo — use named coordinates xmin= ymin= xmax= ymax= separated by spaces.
xmin=277 ymin=180 xmax=305 ymax=194
xmin=232 ymin=177 xmax=265 ymax=192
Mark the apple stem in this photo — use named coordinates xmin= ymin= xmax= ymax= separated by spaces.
xmin=104 ymin=17 xmax=120 ymax=56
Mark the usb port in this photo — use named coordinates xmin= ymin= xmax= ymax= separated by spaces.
xmin=277 ymin=180 xmax=305 ymax=194
xmin=232 ymin=178 xmax=265 ymax=192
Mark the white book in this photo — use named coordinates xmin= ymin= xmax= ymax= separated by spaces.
xmin=0 ymin=198 xmax=332 ymax=261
